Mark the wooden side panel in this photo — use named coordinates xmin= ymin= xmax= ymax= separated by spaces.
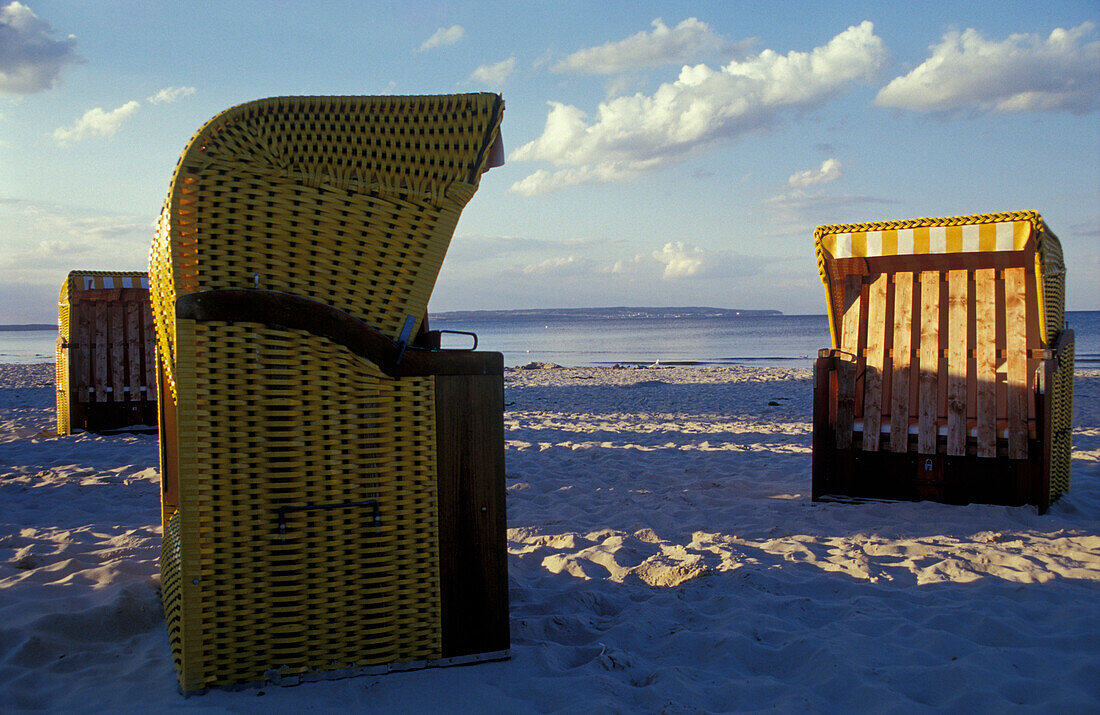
xmin=435 ymin=373 xmax=509 ymax=659
xmin=1005 ymin=267 xmax=1029 ymax=459
xmin=946 ymin=270 xmax=968 ymax=456
xmin=974 ymin=269 xmax=998 ymax=457
xmin=862 ymin=274 xmax=888 ymax=451
xmin=890 ymin=272 xmax=914 ymax=452
xmin=94 ymin=302 xmax=108 ymax=402
xmin=109 ymin=303 xmax=125 ymax=401
xmin=835 ymin=275 xmax=862 ymax=450
xmin=918 ymin=270 xmax=940 ymax=454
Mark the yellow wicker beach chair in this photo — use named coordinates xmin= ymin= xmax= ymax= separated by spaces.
xmin=812 ymin=211 xmax=1074 ymax=513
xmin=151 ymin=94 xmax=508 ymax=692
xmin=56 ymin=270 xmax=157 ymax=434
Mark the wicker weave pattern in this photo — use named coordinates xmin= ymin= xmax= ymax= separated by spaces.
xmin=1050 ymin=337 xmax=1074 ymax=501
xmin=154 ymin=94 xmax=501 ymax=691
xmin=151 ymin=94 xmax=503 ymax=402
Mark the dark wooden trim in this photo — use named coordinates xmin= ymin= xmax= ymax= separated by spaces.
xmin=435 ymin=373 xmax=509 ymax=658
xmin=812 ymin=356 xmax=834 ymax=501
xmin=175 ymin=289 xmax=502 ymax=377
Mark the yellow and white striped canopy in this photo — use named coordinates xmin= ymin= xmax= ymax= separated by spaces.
xmin=818 ymin=219 xmax=1031 ymax=260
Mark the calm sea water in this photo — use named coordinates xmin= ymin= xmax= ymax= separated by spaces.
xmin=4 ymin=310 xmax=1098 ymax=369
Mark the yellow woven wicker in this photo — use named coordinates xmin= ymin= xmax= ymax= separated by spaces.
xmin=812 ymin=210 xmax=1074 ymax=508
xmin=152 ymin=94 xmax=505 ymax=691
xmin=56 ymin=270 xmax=155 ymax=434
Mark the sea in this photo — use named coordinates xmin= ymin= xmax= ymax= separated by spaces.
xmin=3 ymin=309 xmax=1098 ymax=369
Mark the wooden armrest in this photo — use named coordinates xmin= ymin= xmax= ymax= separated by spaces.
xmin=176 ymin=289 xmax=502 ymax=377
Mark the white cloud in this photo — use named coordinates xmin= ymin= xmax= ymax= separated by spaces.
xmin=470 ymin=57 xmax=515 ymax=86
xmin=510 ymin=22 xmax=887 ymax=194
xmin=653 ymin=241 xmax=707 ymax=280
xmin=787 ymin=158 xmax=842 ymax=188
xmin=52 ymin=101 xmax=140 ymax=144
xmin=553 ymin=17 xmax=727 ymax=74
xmin=763 ymin=189 xmax=894 ymax=233
xmin=419 ymin=25 xmax=465 ymax=52
xmin=876 ymin=23 xmax=1100 ymax=114
xmin=522 ymin=255 xmax=587 ymax=275
xmin=147 ymin=86 xmax=195 ymax=104
xmin=0 ymin=1 xmax=81 ymax=95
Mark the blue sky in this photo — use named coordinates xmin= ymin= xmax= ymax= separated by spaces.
xmin=1 ymin=1 xmax=1097 ymax=323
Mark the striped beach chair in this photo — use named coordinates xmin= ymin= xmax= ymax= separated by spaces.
xmin=151 ymin=95 xmax=508 ymax=692
xmin=56 ymin=270 xmax=157 ymax=434
xmin=812 ymin=211 xmax=1074 ymax=513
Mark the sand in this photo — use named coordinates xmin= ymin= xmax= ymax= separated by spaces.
xmin=2 ymin=361 xmax=1098 ymax=712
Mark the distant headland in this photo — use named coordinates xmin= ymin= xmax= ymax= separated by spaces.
xmin=0 ymin=324 xmax=54 ymax=331
xmin=431 ymin=306 xmax=782 ymax=321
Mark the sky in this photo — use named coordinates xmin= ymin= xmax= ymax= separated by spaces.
xmin=1 ymin=1 xmax=1098 ymax=323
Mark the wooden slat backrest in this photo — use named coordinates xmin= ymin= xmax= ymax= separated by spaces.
xmin=1005 ymin=266 xmax=1029 ymax=458
xmin=143 ymin=303 xmax=157 ymax=399
xmin=109 ymin=303 xmax=126 ymax=402
xmin=862 ymin=274 xmax=888 ymax=451
xmin=889 ymin=272 xmax=914 ymax=452
xmin=917 ymin=271 xmax=940 ymax=454
xmin=974 ymin=269 xmax=997 ymax=457
xmin=946 ymin=270 xmax=968 ymax=456
xmin=831 ymin=261 xmax=1040 ymax=460
xmin=835 ymin=275 xmax=862 ymax=449
xmin=94 ymin=302 xmax=108 ymax=402
xmin=126 ymin=301 xmax=142 ymax=401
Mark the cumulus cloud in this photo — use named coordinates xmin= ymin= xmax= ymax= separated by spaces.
xmin=419 ymin=25 xmax=465 ymax=51
xmin=470 ymin=57 xmax=515 ymax=86
xmin=787 ymin=158 xmax=842 ymax=188
xmin=52 ymin=101 xmax=140 ymax=144
xmin=510 ymin=22 xmax=887 ymax=195
xmin=0 ymin=1 xmax=81 ymax=95
xmin=553 ymin=17 xmax=728 ymax=74
xmin=876 ymin=23 xmax=1100 ymax=114
xmin=653 ymin=241 xmax=707 ymax=279
xmin=147 ymin=86 xmax=195 ymax=104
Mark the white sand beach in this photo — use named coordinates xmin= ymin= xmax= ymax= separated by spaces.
xmin=2 ymin=361 xmax=1099 ymax=712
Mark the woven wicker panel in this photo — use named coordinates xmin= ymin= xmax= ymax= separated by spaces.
xmin=1050 ymin=337 xmax=1075 ymax=501
xmin=160 ymin=508 xmax=184 ymax=677
xmin=1037 ymin=226 xmax=1067 ymax=345
xmin=166 ymin=321 xmax=442 ymax=689
xmin=151 ymin=94 xmax=504 ymax=403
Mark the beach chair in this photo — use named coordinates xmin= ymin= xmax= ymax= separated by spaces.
xmin=56 ymin=270 xmax=157 ymax=434
xmin=150 ymin=95 xmax=508 ymax=692
xmin=811 ymin=211 xmax=1074 ymax=513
